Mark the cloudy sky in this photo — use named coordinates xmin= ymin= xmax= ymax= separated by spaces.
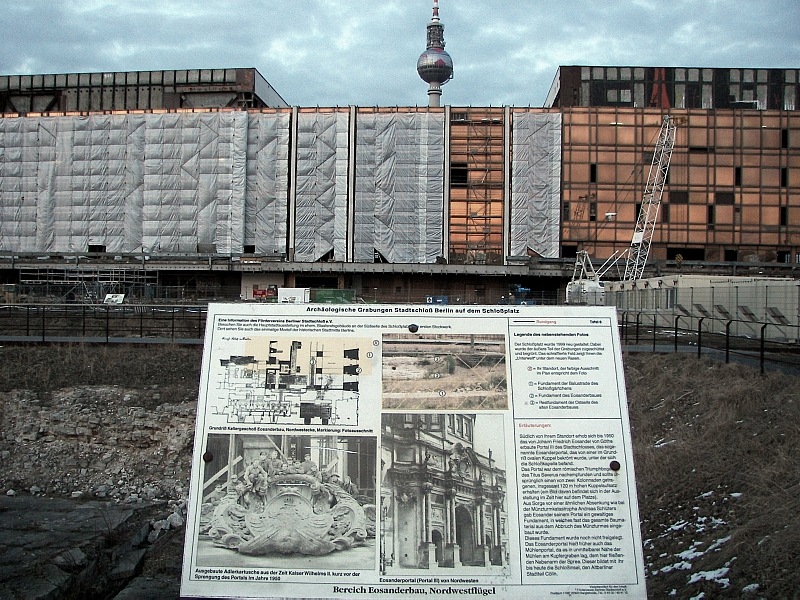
xmin=2 ymin=0 xmax=799 ymax=107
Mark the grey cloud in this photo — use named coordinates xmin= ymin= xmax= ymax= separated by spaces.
xmin=0 ymin=0 xmax=798 ymax=106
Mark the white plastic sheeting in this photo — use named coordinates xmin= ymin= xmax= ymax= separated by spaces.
xmin=0 ymin=112 xmax=249 ymax=254
xmin=510 ymin=112 xmax=562 ymax=258
xmin=355 ymin=112 xmax=445 ymax=263
xmin=142 ymin=112 xmax=247 ymax=254
xmin=1 ymin=110 xmax=557 ymax=263
xmin=293 ymin=112 xmax=350 ymax=262
xmin=245 ymin=113 xmax=290 ymax=255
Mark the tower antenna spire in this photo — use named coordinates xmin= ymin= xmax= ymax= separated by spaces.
xmin=417 ymin=0 xmax=453 ymax=107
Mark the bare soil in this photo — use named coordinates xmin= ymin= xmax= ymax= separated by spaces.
xmin=382 ymin=354 xmax=507 ymax=410
xmin=0 ymin=344 xmax=798 ymax=598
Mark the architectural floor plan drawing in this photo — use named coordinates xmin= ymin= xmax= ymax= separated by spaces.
xmin=210 ymin=337 xmax=370 ymax=426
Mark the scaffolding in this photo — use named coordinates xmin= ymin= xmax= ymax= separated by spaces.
xmin=449 ymin=107 xmax=505 ymax=265
xmin=18 ymin=266 xmax=158 ymax=302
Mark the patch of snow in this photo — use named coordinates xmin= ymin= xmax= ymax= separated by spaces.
xmin=677 ymin=546 xmax=704 ymax=561
xmin=741 ymin=583 xmax=760 ymax=594
xmin=677 ymin=549 xmax=704 ymax=561
xmin=668 ymin=520 xmax=689 ymax=531
xmin=730 ymin=492 xmax=743 ymax=498
xmin=688 ymin=566 xmax=731 ymax=589
xmin=708 ymin=535 xmax=732 ymax=551
xmin=660 ymin=560 xmax=693 ymax=573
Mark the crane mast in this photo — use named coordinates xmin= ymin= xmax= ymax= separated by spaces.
xmin=623 ymin=115 xmax=676 ymax=281
xmin=566 ymin=115 xmax=677 ymax=305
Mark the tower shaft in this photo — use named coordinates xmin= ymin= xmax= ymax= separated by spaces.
xmin=417 ymin=0 xmax=453 ymax=107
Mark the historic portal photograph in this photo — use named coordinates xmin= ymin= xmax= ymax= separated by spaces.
xmin=380 ymin=413 xmax=510 ymax=576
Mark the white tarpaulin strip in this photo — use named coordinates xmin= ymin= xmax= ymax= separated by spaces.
xmin=0 ymin=118 xmax=42 ymax=251
xmin=245 ymin=113 xmax=290 ymax=255
xmin=293 ymin=112 xmax=349 ymax=262
xmin=0 ymin=113 xmax=250 ymax=254
xmin=354 ymin=112 xmax=444 ymax=263
xmin=510 ymin=112 xmax=562 ymax=258
xmin=124 ymin=116 xmax=146 ymax=252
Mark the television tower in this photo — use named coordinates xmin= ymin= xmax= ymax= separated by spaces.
xmin=417 ymin=0 xmax=453 ymax=107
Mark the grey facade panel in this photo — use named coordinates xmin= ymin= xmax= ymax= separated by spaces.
xmin=510 ymin=112 xmax=561 ymax=259
xmin=354 ymin=112 xmax=445 ymax=263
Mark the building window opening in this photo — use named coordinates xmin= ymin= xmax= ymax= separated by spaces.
xmin=780 ymin=167 xmax=788 ymax=187
xmin=590 ymin=163 xmax=597 ymax=183
xmin=451 ymin=163 xmax=468 ymax=186
xmin=782 ymin=128 xmax=789 ymax=149
xmin=715 ymin=191 xmax=735 ymax=205
xmin=668 ymin=247 xmax=705 ymax=261
xmin=88 ymin=244 xmax=106 ymax=253
xmin=780 ymin=206 xmax=788 ymax=227
xmin=670 ymin=190 xmax=689 ymax=204
xmin=735 ymin=167 xmax=742 ymax=186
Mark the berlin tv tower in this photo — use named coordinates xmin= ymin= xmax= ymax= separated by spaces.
xmin=416 ymin=0 xmax=454 ymax=107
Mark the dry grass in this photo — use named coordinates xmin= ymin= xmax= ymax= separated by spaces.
xmin=0 ymin=343 xmax=203 ymax=408
xmin=626 ymin=353 xmax=800 ymax=598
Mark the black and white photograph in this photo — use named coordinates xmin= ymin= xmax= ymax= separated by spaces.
xmin=382 ymin=333 xmax=508 ymax=410
xmin=379 ymin=412 xmax=510 ymax=577
xmin=192 ymin=433 xmax=377 ymax=570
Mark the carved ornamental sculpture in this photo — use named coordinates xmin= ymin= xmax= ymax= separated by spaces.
xmin=201 ymin=473 xmax=369 ymax=556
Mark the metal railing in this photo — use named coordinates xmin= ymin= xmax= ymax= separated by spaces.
xmin=618 ymin=310 xmax=800 ymax=374
xmin=0 ymin=304 xmax=207 ymax=344
xmin=1 ymin=303 xmax=797 ymax=374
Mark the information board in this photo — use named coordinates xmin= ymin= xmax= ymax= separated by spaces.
xmin=181 ymin=304 xmax=646 ymax=599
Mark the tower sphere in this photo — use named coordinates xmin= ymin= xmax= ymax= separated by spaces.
xmin=417 ymin=48 xmax=453 ymax=85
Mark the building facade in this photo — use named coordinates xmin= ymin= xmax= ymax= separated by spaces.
xmin=560 ymin=106 xmax=799 ymax=264
xmin=0 ymin=68 xmax=288 ymax=114
xmin=0 ymin=65 xmax=797 ymax=303
xmin=546 ymin=66 xmax=799 ymax=111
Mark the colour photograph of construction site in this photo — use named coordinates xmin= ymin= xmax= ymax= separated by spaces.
xmin=381 ymin=333 xmax=507 ymax=410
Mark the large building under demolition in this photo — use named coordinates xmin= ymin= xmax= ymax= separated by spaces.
xmin=0 ymin=0 xmax=798 ymax=305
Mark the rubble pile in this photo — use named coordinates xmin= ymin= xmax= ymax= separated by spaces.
xmin=0 ymin=385 xmax=196 ymax=503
